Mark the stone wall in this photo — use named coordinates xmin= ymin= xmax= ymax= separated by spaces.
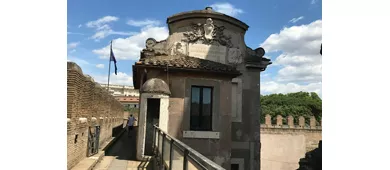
xmin=260 ymin=114 xmax=322 ymax=170
xmin=67 ymin=62 xmax=124 ymax=169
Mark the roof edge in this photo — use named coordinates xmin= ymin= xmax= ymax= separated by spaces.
xmin=166 ymin=8 xmax=249 ymax=31
xmin=134 ymin=64 xmax=242 ymax=77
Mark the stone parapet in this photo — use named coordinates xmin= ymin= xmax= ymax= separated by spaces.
xmin=260 ymin=114 xmax=322 ymax=170
xmin=261 ymin=114 xmax=322 ymax=130
xmin=67 ymin=62 xmax=124 ymax=170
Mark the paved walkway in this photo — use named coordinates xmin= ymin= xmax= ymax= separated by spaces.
xmin=93 ymin=127 xmax=151 ymax=170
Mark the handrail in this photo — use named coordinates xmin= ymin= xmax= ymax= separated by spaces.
xmin=153 ymin=125 xmax=225 ymax=170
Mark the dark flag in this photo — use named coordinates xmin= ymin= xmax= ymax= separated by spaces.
xmin=110 ymin=41 xmax=118 ymax=75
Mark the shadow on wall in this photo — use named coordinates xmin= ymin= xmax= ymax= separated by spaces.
xmin=297 ymin=141 xmax=322 ymax=170
xmin=296 ymin=44 xmax=322 ymax=170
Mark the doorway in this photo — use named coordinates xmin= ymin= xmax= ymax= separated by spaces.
xmin=231 ymin=164 xmax=239 ymax=170
xmin=144 ymin=98 xmax=160 ymax=156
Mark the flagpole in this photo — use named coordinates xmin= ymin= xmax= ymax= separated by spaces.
xmin=107 ymin=40 xmax=112 ymax=93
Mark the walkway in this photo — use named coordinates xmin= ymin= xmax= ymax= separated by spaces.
xmin=93 ymin=127 xmax=152 ymax=170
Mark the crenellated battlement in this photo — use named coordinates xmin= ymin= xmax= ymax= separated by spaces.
xmin=260 ymin=114 xmax=322 ymax=170
xmin=261 ymin=114 xmax=322 ymax=130
xmin=67 ymin=61 xmax=124 ymax=169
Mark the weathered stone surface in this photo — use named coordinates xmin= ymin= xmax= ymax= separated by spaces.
xmin=132 ymin=6 xmax=271 ymax=170
xmin=260 ymin=115 xmax=322 ymax=170
xmin=297 ymin=140 xmax=322 ymax=170
xmin=67 ymin=62 xmax=124 ymax=169
xmin=140 ymin=78 xmax=171 ymax=95
xmin=188 ymin=43 xmax=227 ymax=63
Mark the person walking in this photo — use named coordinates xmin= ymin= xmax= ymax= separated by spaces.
xmin=127 ymin=114 xmax=136 ymax=137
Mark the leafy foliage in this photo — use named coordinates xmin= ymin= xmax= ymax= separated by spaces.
xmin=260 ymin=92 xmax=322 ymax=124
xmin=124 ymin=107 xmax=139 ymax=113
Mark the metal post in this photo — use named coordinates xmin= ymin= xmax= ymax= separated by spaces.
xmin=107 ymin=41 xmax=112 ymax=93
xmin=156 ymin=129 xmax=161 ymax=168
xmin=96 ymin=126 xmax=100 ymax=151
xmin=152 ymin=127 xmax=156 ymax=153
xmin=161 ymin=133 xmax=166 ymax=168
xmin=169 ymin=139 xmax=174 ymax=170
xmin=183 ymin=149 xmax=189 ymax=170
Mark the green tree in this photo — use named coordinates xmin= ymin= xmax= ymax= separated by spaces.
xmin=260 ymin=92 xmax=322 ymax=124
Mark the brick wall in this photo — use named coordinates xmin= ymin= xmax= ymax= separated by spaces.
xmin=67 ymin=62 xmax=124 ymax=169
xmin=260 ymin=114 xmax=322 ymax=170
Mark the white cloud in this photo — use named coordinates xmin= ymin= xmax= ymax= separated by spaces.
xmin=85 ymin=16 xmax=134 ymax=41
xmin=69 ymin=49 xmax=76 ymax=53
xmin=78 ymin=24 xmax=82 ymax=28
xmin=261 ymin=81 xmax=322 ymax=98
xmin=289 ymin=16 xmax=304 ymax=23
xmin=311 ymin=0 xmax=318 ymax=5
xmin=91 ymin=29 xmax=135 ymax=41
xmin=95 ymin=64 xmax=104 ymax=69
xmin=86 ymin=16 xmax=119 ymax=28
xmin=127 ymin=19 xmax=160 ymax=27
xmin=277 ymin=65 xmax=322 ymax=82
xmin=261 ymin=20 xmax=322 ymax=83
xmin=93 ymin=25 xmax=169 ymax=60
xmin=67 ymin=42 xmax=80 ymax=49
xmin=261 ymin=20 xmax=322 ymax=54
xmin=210 ymin=2 xmax=244 ymax=17
xmin=273 ymin=54 xmax=320 ymax=66
xmin=93 ymin=72 xmax=133 ymax=86
xmin=67 ymin=32 xmax=84 ymax=35
xmin=67 ymin=56 xmax=90 ymax=67
xmin=96 ymin=64 xmax=104 ymax=69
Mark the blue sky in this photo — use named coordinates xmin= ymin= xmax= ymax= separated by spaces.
xmin=67 ymin=0 xmax=322 ymax=97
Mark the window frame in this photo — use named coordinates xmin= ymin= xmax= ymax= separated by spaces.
xmin=190 ymin=85 xmax=213 ymax=131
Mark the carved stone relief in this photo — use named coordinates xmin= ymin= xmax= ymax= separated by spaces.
xmin=245 ymin=47 xmax=265 ymax=63
xmin=204 ymin=18 xmax=214 ymax=40
xmin=141 ymin=38 xmax=169 ymax=58
xmin=145 ymin=38 xmax=157 ymax=50
xmin=227 ymin=48 xmax=242 ymax=65
xmin=182 ymin=18 xmax=232 ymax=48
xmin=170 ymin=42 xmax=186 ymax=55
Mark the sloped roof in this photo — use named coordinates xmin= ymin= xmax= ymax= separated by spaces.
xmin=134 ymin=55 xmax=241 ymax=75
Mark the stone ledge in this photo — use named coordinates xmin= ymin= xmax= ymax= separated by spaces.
xmin=260 ymin=127 xmax=322 ymax=134
xmin=183 ymin=130 xmax=220 ymax=139
xmin=70 ymin=151 xmax=104 ymax=170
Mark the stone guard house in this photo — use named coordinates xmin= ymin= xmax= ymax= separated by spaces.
xmin=132 ymin=7 xmax=271 ymax=170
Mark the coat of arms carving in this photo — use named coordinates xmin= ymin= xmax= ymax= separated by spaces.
xmin=183 ymin=18 xmax=232 ymax=48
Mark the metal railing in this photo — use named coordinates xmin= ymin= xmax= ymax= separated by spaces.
xmin=153 ymin=125 xmax=225 ymax=170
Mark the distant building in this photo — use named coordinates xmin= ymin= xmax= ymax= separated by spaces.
xmin=114 ymin=96 xmax=139 ymax=109
xmin=99 ymin=84 xmax=140 ymax=109
xmin=100 ymin=84 xmax=140 ymax=97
